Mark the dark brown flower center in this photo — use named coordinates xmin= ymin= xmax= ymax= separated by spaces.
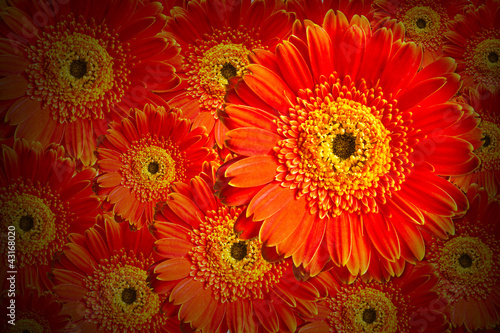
xmin=332 ymin=133 xmax=357 ymax=160
xmin=220 ymin=63 xmax=237 ymax=80
xmin=230 ymin=241 xmax=248 ymax=261
xmin=482 ymin=134 xmax=491 ymax=147
xmin=488 ymin=51 xmax=499 ymax=63
xmin=69 ymin=59 xmax=88 ymax=79
xmin=416 ymin=18 xmax=427 ymax=29
xmin=147 ymin=161 xmax=159 ymax=175
xmin=19 ymin=215 xmax=34 ymax=232
xmin=458 ymin=253 xmax=473 ymax=268
xmin=121 ymin=287 xmax=137 ymax=305
xmin=362 ymin=308 xmax=377 ymax=324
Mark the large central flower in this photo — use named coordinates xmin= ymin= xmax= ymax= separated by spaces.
xmin=217 ymin=11 xmax=480 ymax=279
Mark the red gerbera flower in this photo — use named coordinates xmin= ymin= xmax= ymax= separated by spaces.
xmin=298 ymin=263 xmax=450 ymax=333
xmin=0 ymin=139 xmax=99 ymax=290
xmin=0 ymin=285 xmax=73 ymax=332
xmin=160 ymin=0 xmax=295 ymax=147
xmin=451 ymin=84 xmax=500 ymax=196
xmin=285 ymin=0 xmax=375 ymax=24
xmin=150 ymin=172 xmax=332 ymax=332
xmin=94 ymin=104 xmax=216 ymax=230
xmin=372 ymin=0 xmax=470 ymax=66
xmin=216 ymin=11 xmax=481 ymax=279
xmin=0 ymin=0 xmax=182 ymax=165
xmin=51 ymin=214 xmax=179 ymax=332
xmin=425 ymin=185 xmax=500 ymax=331
xmin=444 ymin=0 xmax=500 ymax=92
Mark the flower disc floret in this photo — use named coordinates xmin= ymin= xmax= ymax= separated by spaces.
xmin=189 ymin=206 xmax=286 ymax=303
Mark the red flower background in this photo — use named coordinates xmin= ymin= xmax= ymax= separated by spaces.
xmin=0 ymin=0 xmax=499 ymax=332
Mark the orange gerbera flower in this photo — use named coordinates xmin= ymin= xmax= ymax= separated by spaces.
xmin=372 ymin=0 xmax=470 ymax=66
xmin=160 ymin=0 xmax=295 ymax=147
xmin=94 ymin=104 xmax=216 ymax=230
xmin=51 ymin=215 xmax=179 ymax=332
xmin=285 ymin=0 xmax=374 ymax=24
xmin=451 ymin=84 xmax=500 ymax=196
xmin=444 ymin=0 xmax=500 ymax=92
xmin=0 ymin=139 xmax=99 ymax=290
xmin=0 ymin=0 xmax=182 ymax=165
xmin=0 ymin=285 xmax=73 ymax=332
xmin=425 ymin=185 xmax=500 ymax=331
xmin=298 ymin=263 xmax=450 ymax=333
xmin=216 ymin=11 xmax=481 ymax=279
xmin=150 ymin=172 xmax=331 ymax=332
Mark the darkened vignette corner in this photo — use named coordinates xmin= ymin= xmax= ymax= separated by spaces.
xmin=0 ymin=0 xmax=499 ymax=332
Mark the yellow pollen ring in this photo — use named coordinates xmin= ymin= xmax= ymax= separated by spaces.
xmin=476 ymin=120 xmax=500 ymax=172
xmin=10 ymin=318 xmax=46 ymax=333
xmin=1 ymin=193 xmax=56 ymax=254
xmin=298 ymin=98 xmax=392 ymax=195
xmin=330 ymin=288 xmax=400 ymax=333
xmin=438 ymin=236 xmax=494 ymax=285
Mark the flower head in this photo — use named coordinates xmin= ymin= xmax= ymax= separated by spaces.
xmin=95 ymin=104 xmax=216 ymax=229
xmin=425 ymin=185 xmax=500 ymax=331
xmin=51 ymin=215 xmax=176 ymax=332
xmin=150 ymin=172 xmax=329 ymax=332
xmin=161 ymin=0 xmax=295 ymax=147
xmin=217 ymin=11 xmax=480 ymax=279
xmin=372 ymin=0 xmax=470 ymax=65
xmin=444 ymin=0 xmax=500 ymax=92
xmin=0 ymin=285 xmax=73 ymax=332
xmin=451 ymin=84 xmax=500 ymax=196
xmin=0 ymin=0 xmax=182 ymax=165
xmin=298 ymin=263 xmax=450 ymax=333
xmin=0 ymin=139 xmax=99 ymax=290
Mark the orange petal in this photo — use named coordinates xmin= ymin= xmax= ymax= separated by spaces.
xmin=326 ymin=213 xmax=353 ymax=267
xmin=276 ymin=40 xmax=313 ymax=93
xmin=307 ymin=24 xmax=334 ymax=80
xmin=244 ymin=64 xmax=295 ymax=115
xmin=364 ymin=213 xmax=400 ymax=262
xmin=167 ymin=193 xmax=204 ymax=228
xmin=5 ymin=97 xmax=40 ymax=126
xmin=226 ymin=155 xmax=278 ymax=187
xmin=226 ymin=127 xmax=281 ymax=156
xmin=247 ymin=182 xmax=295 ymax=221
xmin=0 ymin=75 xmax=27 ymax=100
xmin=169 ymin=277 xmax=203 ymax=305
xmin=155 ymin=257 xmax=192 ymax=281
xmin=178 ymin=285 xmax=212 ymax=324
xmin=155 ymin=238 xmax=192 ymax=258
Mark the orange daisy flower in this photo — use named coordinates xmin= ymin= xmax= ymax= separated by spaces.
xmin=425 ymin=185 xmax=500 ymax=331
xmin=94 ymin=104 xmax=216 ymax=230
xmin=298 ymin=263 xmax=450 ymax=333
xmin=451 ymin=84 xmax=500 ymax=197
xmin=0 ymin=0 xmax=182 ymax=165
xmin=160 ymin=0 xmax=295 ymax=147
xmin=444 ymin=0 xmax=500 ymax=92
xmin=0 ymin=285 xmax=73 ymax=332
xmin=0 ymin=139 xmax=99 ymax=290
xmin=285 ymin=0 xmax=374 ymax=24
xmin=372 ymin=0 xmax=470 ymax=66
xmin=150 ymin=172 xmax=331 ymax=332
xmin=216 ymin=11 xmax=481 ymax=279
xmin=51 ymin=214 xmax=179 ymax=332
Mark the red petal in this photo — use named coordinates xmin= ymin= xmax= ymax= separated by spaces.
xmin=226 ymin=127 xmax=280 ymax=156
xmin=276 ymin=40 xmax=313 ymax=93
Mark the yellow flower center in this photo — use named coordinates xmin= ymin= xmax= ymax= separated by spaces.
xmin=26 ymin=16 xmax=130 ymax=123
xmin=275 ymin=75 xmax=410 ymax=219
xmin=0 ymin=181 xmax=69 ymax=266
xmin=328 ymin=287 xmax=409 ymax=333
xmin=298 ymin=98 xmax=392 ymax=190
xmin=189 ymin=206 xmax=286 ymax=302
xmin=186 ymin=28 xmax=263 ymax=114
xmin=120 ymin=136 xmax=185 ymax=203
xmin=465 ymin=32 xmax=500 ymax=90
xmin=438 ymin=236 xmax=493 ymax=286
xmin=84 ymin=252 xmax=166 ymax=332
xmin=476 ymin=120 xmax=500 ymax=172
xmin=8 ymin=318 xmax=46 ymax=333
